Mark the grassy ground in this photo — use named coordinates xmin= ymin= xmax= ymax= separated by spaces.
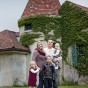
xmin=1 ymin=85 xmax=88 ymax=88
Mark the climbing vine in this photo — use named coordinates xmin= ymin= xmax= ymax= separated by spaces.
xmin=18 ymin=15 xmax=61 ymax=42
xmin=18 ymin=1 xmax=88 ymax=76
xmin=59 ymin=1 xmax=88 ymax=76
xmin=20 ymin=33 xmax=40 ymax=46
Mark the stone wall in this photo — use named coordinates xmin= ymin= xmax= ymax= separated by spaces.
xmin=0 ymin=52 xmax=30 ymax=86
xmin=60 ymin=62 xmax=88 ymax=85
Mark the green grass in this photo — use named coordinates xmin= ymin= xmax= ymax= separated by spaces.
xmin=60 ymin=85 xmax=88 ymax=88
xmin=1 ymin=85 xmax=88 ymax=88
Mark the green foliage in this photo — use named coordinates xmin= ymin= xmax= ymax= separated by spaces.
xmin=18 ymin=15 xmax=60 ymax=34
xmin=18 ymin=1 xmax=88 ymax=76
xmin=20 ymin=32 xmax=40 ymax=46
xmin=61 ymin=80 xmax=78 ymax=86
xmin=59 ymin=1 xmax=88 ymax=76
xmin=18 ymin=15 xmax=61 ymax=42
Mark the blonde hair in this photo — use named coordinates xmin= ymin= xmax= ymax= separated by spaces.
xmin=36 ymin=41 xmax=42 ymax=48
xmin=29 ymin=61 xmax=36 ymax=68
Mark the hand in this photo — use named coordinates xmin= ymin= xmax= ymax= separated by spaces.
xmin=36 ymin=66 xmax=40 ymax=69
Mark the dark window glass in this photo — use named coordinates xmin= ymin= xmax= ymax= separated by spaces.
xmin=29 ymin=3 xmax=33 ymax=8
xmin=25 ymin=24 xmax=32 ymax=31
xmin=77 ymin=44 xmax=84 ymax=55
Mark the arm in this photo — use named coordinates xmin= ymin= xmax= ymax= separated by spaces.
xmin=42 ymin=64 xmax=45 ymax=71
xmin=53 ymin=50 xmax=62 ymax=61
xmin=53 ymin=56 xmax=62 ymax=62
xmin=53 ymin=50 xmax=60 ymax=56
xmin=32 ymin=50 xmax=38 ymax=61
xmin=52 ymin=65 xmax=55 ymax=80
xmin=39 ymin=54 xmax=46 ymax=60
xmin=42 ymin=64 xmax=46 ymax=78
xmin=52 ymin=65 xmax=55 ymax=74
xmin=30 ymin=68 xmax=40 ymax=73
xmin=32 ymin=50 xmax=45 ymax=61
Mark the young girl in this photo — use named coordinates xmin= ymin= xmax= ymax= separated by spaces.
xmin=53 ymin=43 xmax=62 ymax=69
xmin=28 ymin=61 xmax=40 ymax=88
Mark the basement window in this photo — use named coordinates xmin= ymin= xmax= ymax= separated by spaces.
xmin=25 ymin=24 xmax=32 ymax=31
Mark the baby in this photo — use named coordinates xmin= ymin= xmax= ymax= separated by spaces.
xmin=53 ymin=43 xmax=62 ymax=69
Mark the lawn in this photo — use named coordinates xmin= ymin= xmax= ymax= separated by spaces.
xmin=1 ymin=85 xmax=88 ymax=88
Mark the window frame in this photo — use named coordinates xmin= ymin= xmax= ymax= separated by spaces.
xmin=24 ymin=23 xmax=32 ymax=31
xmin=77 ymin=44 xmax=84 ymax=56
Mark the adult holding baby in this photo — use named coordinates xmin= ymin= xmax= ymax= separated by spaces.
xmin=44 ymin=39 xmax=62 ymax=88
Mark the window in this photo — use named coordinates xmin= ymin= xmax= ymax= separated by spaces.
xmin=29 ymin=3 xmax=34 ymax=8
xmin=16 ymin=36 xmax=20 ymax=42
xmin=25 ymin=24 xmax=32 ymax=31
xmin=77 ymin=44 xmax=84 ymax=55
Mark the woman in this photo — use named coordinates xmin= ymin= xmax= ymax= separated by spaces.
xmin=32 ymin=41 xmax=46 ymax=88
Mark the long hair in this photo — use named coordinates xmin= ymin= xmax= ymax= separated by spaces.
xmin=36 ymin=41 xmax=42 ymax=48
xmin=29 ymin=61 xmax=36 ymax=68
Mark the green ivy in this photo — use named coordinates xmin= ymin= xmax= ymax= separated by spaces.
xmin=18 ymin=1 xmax=88 ymax=76
xmin=18 ymin=15 xmax=61 ymax=42
xmin=20 ymin=33 xmax=40 ymax=45
xmin=59 ymin=1 xmax=88 ymax=76
xmin=18 ymin=15 xmax=60 ymax=34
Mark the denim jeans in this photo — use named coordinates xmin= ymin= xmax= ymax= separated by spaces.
xmin=53 ymin=69 xmax=59 ymax=88
xmin=37 ymin=70 xmax=43 ymax=88
xmin=44 ymin=78 xmax=53 ymax=88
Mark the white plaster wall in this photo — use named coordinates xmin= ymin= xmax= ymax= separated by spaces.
xmin=61 ymin=46 xmax=78 ymax=83
xmin=26 ymin=53 xmax=31 ymax=84
xmin=19 ymin=26 xmax=32 ymax=35
xmin=59 ymin=45 xmax=88 ymax=84
xmin=67 ymin=46 xmax=72 ymax=65
xmin=0 ymin=53 xmax=29 ymax=86
xmin=62 ymin=63 xmax=88 ymax=84
xmin=63 ymin=64 xmax=79 ymax=82
xmin=19 ymin=26 xmax=25 ymax=35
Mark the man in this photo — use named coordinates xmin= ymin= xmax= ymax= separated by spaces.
xmin=44 ymin=39 xmax=62 ymax=88
xmin=44 ymin=40 xmax=55 ymax=58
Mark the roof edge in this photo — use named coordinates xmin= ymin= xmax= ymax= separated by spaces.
xmin=0 ymin=48 xmax=31 ymax=53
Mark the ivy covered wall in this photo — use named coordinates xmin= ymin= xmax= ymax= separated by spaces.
xmin=18 ymin=1 xmax=88 ymax=76
xmin=59 ymin=1 xmax=88 ymax=76
xmin=18 ymin=15 xmax=61 ymax=43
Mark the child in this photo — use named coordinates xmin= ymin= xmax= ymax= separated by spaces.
xmin=28 ymin=61 xmax=40 ymax=88
xmin=53 ymin=43 xmax=62 ymax=69
xmin=42 ymin=55 xmax=55 ymax=88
